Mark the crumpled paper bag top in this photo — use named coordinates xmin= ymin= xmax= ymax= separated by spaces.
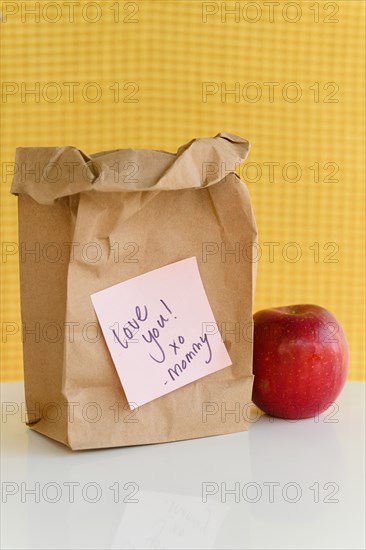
xmin=11 ymin=133 xmax=250 ymax=204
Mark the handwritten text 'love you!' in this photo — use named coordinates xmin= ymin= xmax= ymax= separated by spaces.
xmin=91 ymin=257 xmax=232 ymax=408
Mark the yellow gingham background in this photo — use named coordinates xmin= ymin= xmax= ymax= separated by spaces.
xmin=0 ymin=0 xmax=365 ymax=380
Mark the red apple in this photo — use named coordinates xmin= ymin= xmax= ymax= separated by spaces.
xmin=252 ymin=304 xmax=349 ymax=419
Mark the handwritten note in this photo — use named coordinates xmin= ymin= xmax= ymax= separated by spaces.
xmin=91 ymin=257 xmax=231 ymax=407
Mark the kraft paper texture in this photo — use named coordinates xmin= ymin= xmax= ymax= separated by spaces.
xmin=11 ymin=133 xmax=257 ymax=450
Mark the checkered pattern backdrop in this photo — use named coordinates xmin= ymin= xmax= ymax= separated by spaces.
xmin=1 ymin=0 xmax=365 ymax=379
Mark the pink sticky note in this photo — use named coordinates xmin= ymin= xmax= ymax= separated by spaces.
xmin=91 ymin=257 xmax=232 ymax=408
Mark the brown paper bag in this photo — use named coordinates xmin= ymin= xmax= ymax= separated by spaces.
xmin=11 ymin=133 xmax=257 ymax=450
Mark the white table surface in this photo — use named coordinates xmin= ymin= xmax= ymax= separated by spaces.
xmin=1 ymin=381 xmax=365 ymax=550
